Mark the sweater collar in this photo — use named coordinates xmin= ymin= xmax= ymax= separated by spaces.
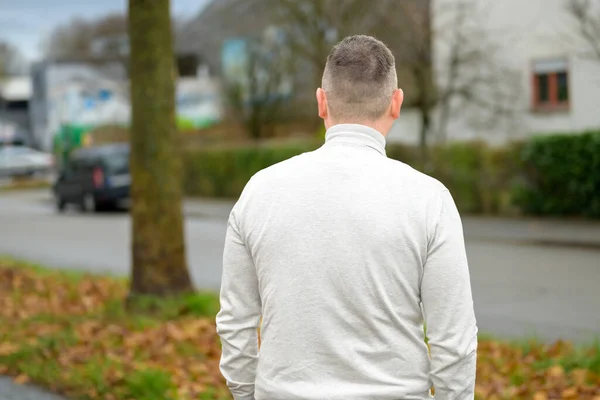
xmin=324 ymin=124 xmax=387 ymax=156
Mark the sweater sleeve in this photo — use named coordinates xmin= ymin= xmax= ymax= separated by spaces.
xmin=216 ymin=208 xmax=262 ymax=400
xmin=421 ymin=189 xmax=478 ymax=400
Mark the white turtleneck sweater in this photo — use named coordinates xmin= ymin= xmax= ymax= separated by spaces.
xmin=216 ymin=124 xmax=478 ymax=400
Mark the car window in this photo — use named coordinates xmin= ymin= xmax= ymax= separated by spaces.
xmin=69 ymin=155 xmax=89 ymax=172
xmin=103 ymin=150 xmax=129 ymax=174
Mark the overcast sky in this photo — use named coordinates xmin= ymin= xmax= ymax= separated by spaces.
xmin=0 ymin=0 xmax=210 ymax=62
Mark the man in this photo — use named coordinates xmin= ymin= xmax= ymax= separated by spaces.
xmin=216 ymin=35 xmax=478 ymax=400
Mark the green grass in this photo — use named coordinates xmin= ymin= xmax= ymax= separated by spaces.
xmin=124 ymin=292 xmax=221 ymax=320
xmin=123 ymin=368 xmax=176 ymax=400
xmin=509 ymin=370 xmax=526 ymax=386
xmin=0 ymin=256 xmax=126 ymax=283
xmin=559 ymin=342 xmax=600 ymax=374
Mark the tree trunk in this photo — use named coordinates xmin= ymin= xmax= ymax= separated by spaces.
xmin=419 ymin=107 xmax=430 ymax=169
xmin=414 ymin=66 xmax=432 ymax=170
xmin=128 ymin=0 xmax=192 ymax=297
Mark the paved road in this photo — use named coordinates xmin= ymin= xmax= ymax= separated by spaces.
xmin=0 ymin=191 xmax=227 ymax=289
xmin=1 ymin=190 xmax=599 ymax=344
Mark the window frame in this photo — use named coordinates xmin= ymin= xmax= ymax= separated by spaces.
xmin=531 ymin=58 xmax=571 ymax=112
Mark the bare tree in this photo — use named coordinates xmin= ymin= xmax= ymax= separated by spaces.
xmin=128 ymin=0 xmax=193 ymax=297
xmin=225 ymin=32 xmax=294 ymax=139
xmin=186 ymin=0 xmax=518 ymax=149
xmin=269 ymin=0 xmax=378 ymax=90
xmin=43 ymin=12 xmax=190 ymax=78
xmin=372 ymin=0 xmax=519 ymax=159
xmin=566 ymin=0 xmax=600 ymax=61
xmin=0 ymin=41 xmax=26 ymax=77
xmin=267 ymin=0 xmax=441 ymax=147
xmin=260 ymin=0 xmax=384 ymax=130
xmin=182 ymin=0 xmax=411 ymax=130
xmin=44 ymin=13 xmax=129 ymax=62
xmin=432 ymin=1 xmax=521 ymax=143
xmin=369 ymin=0 xmax=434 ymax=162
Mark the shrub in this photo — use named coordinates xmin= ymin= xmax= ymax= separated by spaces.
xmin=387 ymin=142 xmax=521 ymax=214
xmin=182 ymin=140 xmax=321 ymax=198
xmin=428 ymin=142 xmax=488 ymax=213
xmin=181 ymin=139 xmax=516 ymax=215
xmin=385 ymin=143 xmax=418 ymax=167
xmin=180 ymin=130 xmax=600 ymax=219
xmin=513 ymin=130 xmax=600 ymax=217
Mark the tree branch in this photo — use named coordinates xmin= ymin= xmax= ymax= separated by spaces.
xmin=567 ymin=0 xmax=600 ymax=60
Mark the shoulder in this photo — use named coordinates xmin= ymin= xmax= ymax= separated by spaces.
xmin=233 ymin=150 xmax=314 ymax=206
xmin=382 ymin=158 xmax=455 ymax=225
xmin=384 ymin=157 xmax=448 ymax=194
xmin=247 ymin=150 xmax=314 ymax=189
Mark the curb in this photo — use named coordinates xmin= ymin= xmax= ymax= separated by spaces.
xmin=0 ymin=377 xmax=67 ymax=400
xmin=467 ymin=235 xmax=600 ymax=251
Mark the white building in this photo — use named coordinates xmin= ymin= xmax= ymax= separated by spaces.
xmin=388 ymin=0 xmax=600 ymax=145
xmin=29 ymin=61 xmax=130 ymax=151
xmin=29 ymin=61 xmax=222 ymax=152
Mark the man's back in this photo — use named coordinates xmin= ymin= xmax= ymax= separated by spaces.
xmin=218 ymin=124 xmax=478 ymax=400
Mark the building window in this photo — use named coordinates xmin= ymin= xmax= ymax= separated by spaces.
xmin=532 ymin=59 xmax=570 ymax=111
xmin=557 ymin=71 xmax=569 ymax=102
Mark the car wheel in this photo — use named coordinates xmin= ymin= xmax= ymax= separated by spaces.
xmin=55 ymin=194 xmax=66 ymax=212
xmin=82 ymin=193 xmax=98 ymax=213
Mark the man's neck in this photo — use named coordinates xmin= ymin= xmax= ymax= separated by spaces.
xmin=326 ymin=120 xmax=389 ymax=137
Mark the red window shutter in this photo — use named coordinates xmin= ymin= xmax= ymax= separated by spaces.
xmin=548 ymin=73 xmax=558 ymax=105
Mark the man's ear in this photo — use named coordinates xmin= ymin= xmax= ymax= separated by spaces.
xmin=391 ymin=89 xmax=404 ymax=120
xmin=316 ymin=88 xmax=328 ymax=120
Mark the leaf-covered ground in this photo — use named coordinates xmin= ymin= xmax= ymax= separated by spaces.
xmin=0 ymin=258 xmax=599 ymax=400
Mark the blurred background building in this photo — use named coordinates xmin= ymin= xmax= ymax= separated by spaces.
xmin=0 ymin=0 xmax=598 ymax=150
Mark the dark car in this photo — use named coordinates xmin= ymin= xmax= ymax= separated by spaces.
xmin=53 ymin=143 xmax=130 ymax=212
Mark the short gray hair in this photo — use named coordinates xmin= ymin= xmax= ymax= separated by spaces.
xmin=322 ymin=35 xmax=398 ymax=121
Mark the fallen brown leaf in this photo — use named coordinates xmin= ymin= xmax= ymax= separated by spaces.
xmin=562 ymin=387 xmax=579 ymax=398
xmin=533 ymin=392 xmax=548 ymax=400
xmin=0 ymin=342 xmax=19 ymax=356
xmin=13 ymin=374 xmax=29 ymax=385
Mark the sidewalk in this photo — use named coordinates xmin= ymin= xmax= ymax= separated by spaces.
xmin=461 ymin=215 xmax=600 ymax=249
xmin=184 ymin=197 xmax=235 ymax=220
xmin=0 ymin=377 xmax=66 ymax=400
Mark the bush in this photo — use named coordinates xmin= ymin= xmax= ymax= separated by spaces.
xmin=428 ymin=142 xmax=487 ymax=213
xmin=387 ymin=142 xmax=521 ymax=214
xmin=514 ymin=131 xmax=600 ymax=217
xmin=385 ymin=143 xmax=418 ymax=167
xmin=183 ymin=140 xmax=321 ymax=198
xmin=180 ymin=130 xmax=600 ymax=219
xmin=182 ymin=139 xmax=517 ymax=215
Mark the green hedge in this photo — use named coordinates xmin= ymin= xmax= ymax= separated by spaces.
xmin=182 ymin=139 xmax=520 ymax=214
xmin=181 ymin=131 xmax=600 ymax=218
xmin=514 ymin=131 xmax=600 ymax=217
xmin=386 ymin=142 xmax=522 ymax=214
xmin=183 ymin=141 xmax=320 ymax=198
